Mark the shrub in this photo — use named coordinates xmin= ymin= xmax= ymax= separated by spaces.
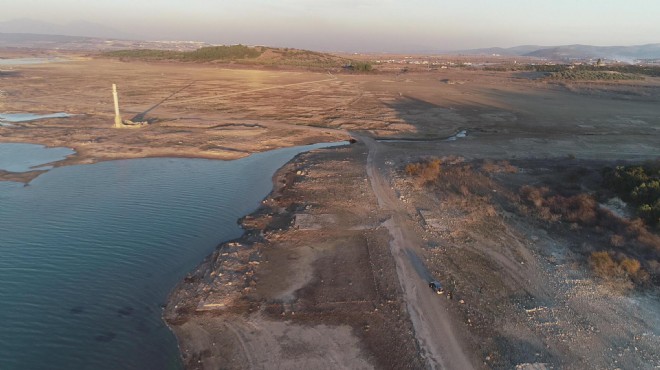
xmin=620 ymin=257 xmax=641 ymax=276
xmin=648 ymin=260 xmax=660 ymax=275
xmin=182 ymin=45 xmax=263 ymax=61
xmin=562 ymin=193 xmax=598 ymax=225
xmin=610 ymin=234 xmax=625 ymax=247
xmin=481 ymin=160 xmax=518 ymax=174
xmin=404 ymin=158 xmax=442 ymax=185
xmin=520 ymin=185 xmax=549 ymax=208
xmin=603 ymin=163 xmax=660 ymax=226
xmin=589 ymin=252 xmax=650 ymax=286
xmin=589 ymin=251 xmax=622 ymax=279
xmin=104 ymin=45 xmax=265 ymax=62
xmin=548 ymin=70 xmax=643 ymax=81
xmin=344 ymin=61 xmax=373 ymax=72
xmin=520 ymin=186 xmax=598 ymax=225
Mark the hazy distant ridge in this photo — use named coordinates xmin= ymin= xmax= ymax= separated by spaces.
xmin=0 ymin=18 xmax=134 ymax=40
xmin=525 ymin=44 xmax=660 ymax=60
xmin=460 ymin=44 xmax=660 ymax=60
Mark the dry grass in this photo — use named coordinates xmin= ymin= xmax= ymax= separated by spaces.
xmin=589 ymin=252 xmax=651 ymax=287
xmin=520 ymin=185 xmax=658 ymax=287
xmin=519 ymin=185 xmax=598 ymax=225
xmin=589 ymin=251 xmax=623 ymax=279
xmin=404 ymin=157 xmax=442 ymax=186
xmin=610 ymin=234 xmax=625 ymax=247
xmin=481 ymin=159 xmax=518 ymax=174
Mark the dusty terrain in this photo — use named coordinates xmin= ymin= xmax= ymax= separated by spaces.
xmin=0 ymin=56 xmax=378 ymax=173
xmin=165 ymin=144 xmax=425 ymax=369
xmin=3 ymin=51 xmax=660 ymax=369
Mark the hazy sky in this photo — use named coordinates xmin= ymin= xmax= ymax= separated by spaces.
xmin=2 ymin=0 xmax=660 ymax=51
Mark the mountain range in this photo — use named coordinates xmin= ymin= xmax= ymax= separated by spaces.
xmin=1 ymin=18 xmax=659 ymax=61
xmin=0 ymin=18 xmax=135 ymax=40
xmin=458 ymin=44 xmax=660 ymax=61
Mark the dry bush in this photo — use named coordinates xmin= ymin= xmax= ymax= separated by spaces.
xmin=520 ymin=186 xmax=598 ymax=225
xmin=621 ymin=258 xmax=651 ymax=285
xmin=636 ymin=231 xmax=660 ymax=252
xmin=589 ymin=252 xmax=650 ymax=286
xmin=610 ymin=234 xmax=625 ymax=247
xmin=589 ymin=251 xmax=623 ymax=279
xmin=520 ymin=185 xmax=550 ymax=208
xmin=519 ymin=181 xmax=659 ymax=288
xmin=556 ymin=193 xmax=598 ymax=225
xmin=625 ymin=218 xmax=647 ymax=236
xmin=405 ymin=158 xmax=442 ymax=186
xmin=481 ymin=160 xmax=518 ymax=174
xmin=624 ymin=218 xmax=660 ymax=252
xmin=648 ymin=260 xmax=660 ymax=275
xmin=620 ymin=257 xmax=641 ymax=275
xmin=459 ymin=185 xmax=470 ymax=196
xmin=404 ymin=163 xmax=421 ymax=176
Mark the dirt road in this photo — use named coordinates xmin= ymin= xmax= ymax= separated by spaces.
xmin=353 ymin=133 xmax=475 ymax=370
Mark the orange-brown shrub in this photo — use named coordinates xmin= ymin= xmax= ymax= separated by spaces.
xmin=589 ymin=251 xmax=622 ymax=279
xmin=589 ymin=252 xmax=650 ymax=286
xmin=623 ymin=218 xmax=660 ymax=252
xmin=559 ymin=193 xmax=598 ymax=225
xmin=610 ymin=234 xmax=625 ymax=247
xmin=481 ymin=160 xmax=518 ymax=174
xmin=405 ymin=158 xmax=442 ymax=185
xmin=620 ymin=257 xmax=640 ymax=275
xmin=520 ymin=185 xmax=550 ymax=208
xmin=520 ymin=186 xmax=598 ymax=225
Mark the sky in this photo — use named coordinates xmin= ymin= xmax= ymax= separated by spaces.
xmin=2 ymin=0 xmax=660 ymax=52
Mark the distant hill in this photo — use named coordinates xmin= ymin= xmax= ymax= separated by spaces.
xmin=457 ymin=45 xmax=548 ymax=56
xmin=459 ymin=44 xmax=660 ymax=61
xmin=524 ymin=44 xmax=660 ymax=61
xmin=0 ymin=18 xmax=135 ymax=40
xmin=0 ymin=32 xmax=93 ymax=44
xmin=0 ymin=32 xmax=209 ymax=51
xmin=103 ymin=45 xmax=353 ymax=69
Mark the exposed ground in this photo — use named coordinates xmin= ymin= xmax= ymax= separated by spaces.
xmin=165 ymin=144 xmax=425 ymax=369
xmin=3 ymin=51 xmax=660 ymax=369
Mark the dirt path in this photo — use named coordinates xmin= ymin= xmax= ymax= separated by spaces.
xmin=353 ymin=133 xmax=475 ymax=370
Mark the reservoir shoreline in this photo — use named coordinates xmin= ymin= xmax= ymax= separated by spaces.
xmin=0 ymin=139 xmax=348 ymax=369
xmin=162 ymin=144 xmax=351 ymax=367
xmin=162 ymin=142 xmax=425 ymax=369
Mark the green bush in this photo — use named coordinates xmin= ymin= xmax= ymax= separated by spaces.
xmin=346 ymin=61 xmax=373 ymax=72
xmin=104 ymin=45 xmax=263 ymax=62
xmin=603 ymin=162 xmax=660 ymax=226
xmin=182 ymin=45 xmax=263 ymax=61
xmin=548 ymin=70 xmax=643 ymax=81
xmin=103 ymin=49 xmax=182 ymax=59
xmin=532 ymin=64 xmax=660 ymax=77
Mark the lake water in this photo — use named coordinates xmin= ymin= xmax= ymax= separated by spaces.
xmin=0 ymin=142 xmax=344 ymax=370
xmin=0 ymin=143 xmax=75 ymax=172
xmin=0 ymin=58 xmax=67 ymax=66
xmin=0 ymin=112 xmax=73 ymax=123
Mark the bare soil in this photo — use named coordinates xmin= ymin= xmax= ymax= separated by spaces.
xmin=391 ymin=157 xmax=660 ymax=369
xmin=3 ymin=51 xmax=659 ymax=369
xmin=165 ymin=144 xmax=424 ymax=369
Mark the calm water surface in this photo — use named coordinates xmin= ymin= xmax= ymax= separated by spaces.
xmin=0 ymin=142 xmax=344 ymax=370
xmin=0 ymin=143 xmax=75 ymax=172
xmin=0 ymin=112 xmax=73 ymax=123
xmin=0 ymin=57 xmax=67 ymax=66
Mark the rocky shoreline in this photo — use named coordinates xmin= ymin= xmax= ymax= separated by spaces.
xmin=163 ymin=143 xmax=424 ymax=369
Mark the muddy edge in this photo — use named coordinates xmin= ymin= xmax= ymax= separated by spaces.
xmin=163 ymin=143 xmax=428 ymax=370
